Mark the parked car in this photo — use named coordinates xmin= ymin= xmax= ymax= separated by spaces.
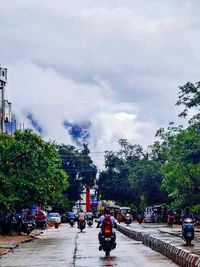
xmin=47 ymin=213 xmax=61 ymax=224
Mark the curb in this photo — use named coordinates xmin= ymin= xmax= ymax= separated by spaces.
xmin=117 ymin=224 xmax=200 ymax=267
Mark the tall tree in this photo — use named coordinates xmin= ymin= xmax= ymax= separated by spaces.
xmin=157 ymin=124 xmax=200 ymax=208
xmin=176 ymin=81 xmax=200 ymax=123
xmin=57 ymin=144 xmax=97 ymax=201
xmin=0 ymin=130 xmax=68 ymax=213
xmin=98 ymin=139 xmax=166 ymax=207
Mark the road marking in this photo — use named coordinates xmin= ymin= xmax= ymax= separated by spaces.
xmin=105 ymin=257 xmax=113 ymax=266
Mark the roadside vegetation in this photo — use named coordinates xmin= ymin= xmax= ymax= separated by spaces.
xmin=97 ymin=81 xmax=200 ymax=213
xmin=1 ymin=81 xmax=200 ymax=231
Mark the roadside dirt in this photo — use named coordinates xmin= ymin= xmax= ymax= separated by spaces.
xmin=0 ymin=230 xmax=42 ymax=256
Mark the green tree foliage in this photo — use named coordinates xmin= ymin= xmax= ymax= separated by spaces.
xmin=176 ymin=81 xmax=200 ymax=122
xmin=0 ymin=130 xmax=68 ymax=213
xmin=98 ymin=139 xmax=167 ymax=207
xmin=157 ymin=123 xmax=200 ymax=208
xmin=98 ymin=151 xmax=133 ymax=204
xmin=57 ymin=144 xmax=97 ymax=201
xmin=128 ymin=153 xmax=167 ymax=206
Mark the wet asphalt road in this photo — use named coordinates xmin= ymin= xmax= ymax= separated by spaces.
xmin=0 ymin=224 xmax=178 ymax=267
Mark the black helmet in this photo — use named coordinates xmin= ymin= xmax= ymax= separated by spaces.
xmin=185 ymin=206 xmax=190 ymax=213
xmin=104 ymin=208 xmax=110 ymax=215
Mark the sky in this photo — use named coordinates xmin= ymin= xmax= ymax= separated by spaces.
xmin=1 ymin=0 xmax=200 ymax=168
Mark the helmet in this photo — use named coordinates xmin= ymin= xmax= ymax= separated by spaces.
xmin=185 ymin=206 xmax=190 ymax=213
xmin=104 ymin=208 xmax=110 ymax=215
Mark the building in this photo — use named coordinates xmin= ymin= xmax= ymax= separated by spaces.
xmin=73 ymin=187 xmax=98 ymax=215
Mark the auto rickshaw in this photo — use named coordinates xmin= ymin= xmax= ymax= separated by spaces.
xmin=117 ymin=207 xmax=131 ymax=222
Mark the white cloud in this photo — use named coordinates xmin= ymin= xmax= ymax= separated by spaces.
xmin=1 ymin=0 xmax=200 ymax=168
xmin=114 ymin=112 xmax=137 ymax=121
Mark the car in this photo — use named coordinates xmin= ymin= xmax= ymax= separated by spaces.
xmin=47 ymin=213 xmax=61 ymax=224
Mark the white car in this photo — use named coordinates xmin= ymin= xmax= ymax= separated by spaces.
xmin=47 ymin=213 xmax=61 ymax=224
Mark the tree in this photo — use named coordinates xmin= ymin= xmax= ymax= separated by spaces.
xmin=176 ymin=81 xmax=200 ymax=123
xmin=98 ymin=139 xmax=166 ymax=207
xmin=98 ymin=152 xmax=133 ymax=204
xmin=0 ymin=134 xmax=17 ymax=214
xmin=157 ymin=124 xmax=200 ymax=208
xmin=128 ymin=154 xmax=167 ymax=206
xmin=57 ymin=144 xmax=97 ymax=201
xmin=0 ymin=130 xmax=68 ymax=213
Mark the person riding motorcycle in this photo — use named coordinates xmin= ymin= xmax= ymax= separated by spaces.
xmin=181 ymin=207 xmax=195 ymax=238
xmin=181 ymin=207 xmax=195 ymax=221
xmin=167 ymin=209 xmax=175 ymax=227
xmin=97 ymin=209 xmax=117 ymax=251
xmin=136 ymin=209 xmax=144 ymax=224
xmin=124 ymin=210 xmax=133 ymax=224
xmin=86 ymin=211 xmax=94 ymax=220
xmin=68 ymin=212 xmax=76 ymax=221
xmin=77 ymin=209 xmax=86 ymax=229
xmin=68 ymin=212 xmax=76 ymax=226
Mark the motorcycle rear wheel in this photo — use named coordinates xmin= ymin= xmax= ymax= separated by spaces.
xmin=186 ymin=239 xmax=192 ymax=246
xmin=105 ymin=250 xmax=110 ymax=257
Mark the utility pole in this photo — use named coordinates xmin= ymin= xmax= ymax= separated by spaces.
xmin=0 ymin=68 xmax=7 ymax=133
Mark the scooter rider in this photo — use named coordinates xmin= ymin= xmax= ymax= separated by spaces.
xmin=181 ymin=207 xmax=195 ymax=238
xmin=97 ymin=208 xmax=117 ymax=251
xmin=77 ymin=209 xmax=86 ymax=228
xmin=68 ymin=211 xmax=76 ymax=221
xmin=86 ymin=211 xmax=94 ymax=220
xmin=136 ymin=208 xmax=144 ymax=223
xmin=167 ymin=208 xmax=175 ymax=226
xmin=181 ymin=207 xmax=195 ymax=221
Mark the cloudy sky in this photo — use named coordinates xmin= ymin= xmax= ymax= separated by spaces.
xmin=1 ymin=0 xmax=200 ymax=168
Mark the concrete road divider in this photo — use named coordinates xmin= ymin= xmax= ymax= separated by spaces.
xmin=117 ymin=224 xmax=200 ymax=267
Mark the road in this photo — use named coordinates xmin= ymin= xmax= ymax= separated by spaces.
xmin=0 ymin=224 xmax=178 ymax=267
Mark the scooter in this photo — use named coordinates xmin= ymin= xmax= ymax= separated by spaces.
xmin=87 ymin=218 xmax=93 ymax=227
xmin=124 ymin=214 xmax=132 ymax=226
xmin=100 ymin=224 xmax=116 ymax=257
xmin=78 ymin=219 xmax=86 ymax=232
xmin=167 ymin=215 xmax=174 ymax=228
xmin=182 ymin=218 xmax=195 ymax=245
xmin=22 ymin=219 xmax=35 ymax=235
xmin=136 ymin=213 xmax=144 ymax=224
xmin=69 ymin=219 xmax=75 ymax=227
xmin=13 ymin=214 xmax=34 ymax=235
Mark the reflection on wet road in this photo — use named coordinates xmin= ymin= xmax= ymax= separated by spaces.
xmin=0 ymin=224 xmax=178 ymax=266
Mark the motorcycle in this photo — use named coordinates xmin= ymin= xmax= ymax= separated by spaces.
xmin=22 ymin=219 xmax=35 ymax=235
xmin=99 ymin=218 xmax=116 ymax=257
xmin=69 ymin=219 xmax=75 ymax=227
xmin=87 ymin=218 xmax=93 ymax=227
xmin=35 ymin=210 xmax=47 ymax=229
xmin=182 ymin=218 xmax=195 ymax=245
xmin=78 ymin=219 xmax=86 ymax=232
xmin=13 ymin=214 xmax=34 ymax=235
xmin=13 ymin=213 xmax=23 ymax=233
xmin=124 ymin=214 xmax=132 ymax=226
xmin=136 ymin=213 xmax=144 ymax=224
xmin=167 ymin=215 xmax=174 ymax=228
